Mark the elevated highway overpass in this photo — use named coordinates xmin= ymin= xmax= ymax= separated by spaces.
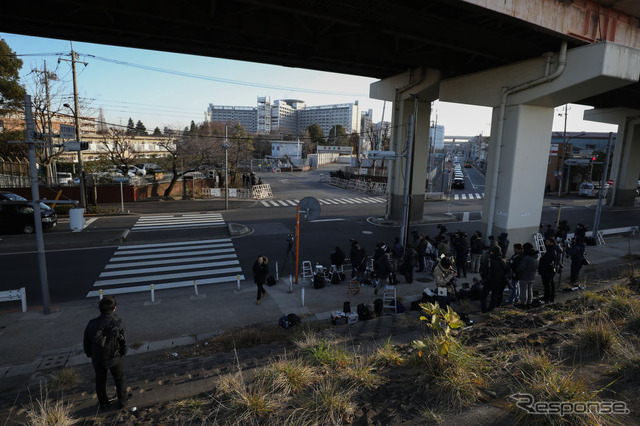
xmin=2 ymin=0 xmax=640 ymax=249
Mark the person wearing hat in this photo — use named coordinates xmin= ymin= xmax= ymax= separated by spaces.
xmin=433 ymin=256 xmax=457 ymax=309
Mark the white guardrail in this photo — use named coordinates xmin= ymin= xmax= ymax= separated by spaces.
xmin=0 ymin=287 xmax=27 ymax=312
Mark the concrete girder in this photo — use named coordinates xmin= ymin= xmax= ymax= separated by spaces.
xmin=370 ymin=69 xmax=440 ymax=222
xmin=584 ymin=107 xmax=640 ymax=206
xmin=440 ymin=42 xmax=640 ymax=109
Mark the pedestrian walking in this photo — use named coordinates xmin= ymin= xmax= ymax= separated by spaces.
xmin=253 ymin=255 xmax=269 ymax=304
xmin=83 ymin=295 xmax=128 ymax=411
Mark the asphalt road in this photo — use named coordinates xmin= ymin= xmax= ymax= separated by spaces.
xmin=1 ymin=164 xmax=637 ymax=307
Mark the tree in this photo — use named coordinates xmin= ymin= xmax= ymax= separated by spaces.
xmin=0 ymin=37 xmax=26 ymax=115
xmin=126 ymin=118 xmax=135 ymax=135
xmin=100 ymin=127 xmax=138 ymax=174
xmin=349 ymin=131 xmax=362 ymax=171
xmin=327 ymin=125 xmax=347 ymax=146
xmin=306 ymin=123 xmax=325 ymax=146
xmin=227 ymin=123 xmax=254 ymax=184
xmin=152 ymin=127 xmax=162 ymax=136
xmin=135 ymin=120 xmax=147 ymax=135
xmin=189 ymin=120 xmax=196 ymax=135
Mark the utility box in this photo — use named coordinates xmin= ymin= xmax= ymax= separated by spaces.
xmin=69 ymin=208 xmax=85 ymax=232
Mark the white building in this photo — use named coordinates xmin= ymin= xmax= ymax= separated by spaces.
xmin=205 ymin=97 xmax=362 ymax=138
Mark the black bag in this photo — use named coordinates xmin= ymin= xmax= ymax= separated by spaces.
xmin=92 ymin=319 xmax=123 ymax=361
xmin=374 ymin=298 xmax=383 ymax=317
xmin=313 ymin=273 xmax=326 ymax=289
xmin=395 ymin=301 xmax=406 ymax=313
xmin=279 ymin=314 xmax=291 ymax=329
xmin=331 ymin=273 xmax=341 ymax=284
xmin=266 ymin=275 xmax=277 ymax=286
xmin=287 ymin=313 xmax=301 ymax=327
xmin=410 ymin=300 xmax=422 ymax=311
xmin=343 ymin=301 xmax=351 ymax=313
xmin=357 ymin=303 xmax=372 ymax=320
xmin=339 ymin=272 xmax=346 ymax=281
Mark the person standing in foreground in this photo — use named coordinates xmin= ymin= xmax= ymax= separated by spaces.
xmin=253 ymin=255 xmax=269 ymax=304
xmin=83 ymin=295 xmax=128 ymax=410
xmin=433 ymin=256 xmax=457 ymax=309
xmin=516 ymin=242 xmax=538 ymax=309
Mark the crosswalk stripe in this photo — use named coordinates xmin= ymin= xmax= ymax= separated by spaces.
xmin=340 ymin=198 xmax=356 ymax=204
xmin=269 ymin=200 xmax=280 ymax=206
xmin=117 ymin=238 xmax=231 ymax=250
xmin=286 ymin=200 xmax=298 ymax=206
xmin=261 ymin=197 xmax=385 ymax=207
xmin=454 ymin=194 xmax=459 ymax=200
xmin=333 ymin=199 xmax=347 ymax=204
xmin=261 ymin=200 xmax=270 ymax=206
xmin=105 ymin=253 xmax=237 ymax=269
xmin=461 ymin=194 xmax=467 ymax=199
xmin=99 ymin=260 xmax=240 ymax=278
xmin=94 ymin=266 xmax=243 ymax=287
xmin=113 ymin=243 xmax=233 ymax=256
xmin=462 ymin=212 xmax=470 ymax=222
xmin=132 ymin=213 xmax=225 ymax=231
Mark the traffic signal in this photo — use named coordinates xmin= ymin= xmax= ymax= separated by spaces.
xmin=591 ymin=156 xmax=597 ymax=161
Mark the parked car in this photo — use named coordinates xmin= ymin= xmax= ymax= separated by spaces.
xmin=0 ymin=192 xmax=57 ymax=234
xmin=578 ymin=182 xmax=609 ymax=198
xmin=464 ymin=160 xmax=473 ymax=168
xmin=128 ymin=165 xmax=147 ymax=176
xmin=56 ymin=172 xmax=73 ymax=185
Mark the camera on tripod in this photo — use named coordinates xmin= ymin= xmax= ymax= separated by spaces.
xmin=286 ymin=234 xmax=294 ymax=243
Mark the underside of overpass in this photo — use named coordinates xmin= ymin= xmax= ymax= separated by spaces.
xmin=2 ymin=0 xmax=640 ymax=248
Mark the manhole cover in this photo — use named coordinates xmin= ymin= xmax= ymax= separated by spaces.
xmin=37 ymin=352 xmax=71 ymax=371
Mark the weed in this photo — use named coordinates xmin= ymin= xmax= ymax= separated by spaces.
xmin=337 ymin=356 xmax=384 ymax=389
xmin=371 ymin=338 xmax=405 ymax=367
xmin=49 ymin=368 xmax=80 ymax=391
xmin=257 ymin=356 xmax=318 ymax=395
xmin=418 ymin=406 xmax=445 ymax=424
xmin=605 ymin=285 xmax=640 ymax=320
xmin=410 ymin=336 xmax=487 ymax=411
xmin=24 ymin=386 xmax=76 ymax=426
xmin=224 ymin=382 xmax=280 ymax=424
xmin=302 ymin=339 xmax=351 ymax=369
xmin=609 ymin=340 xmax=640 ymax=383
xmin=572 ymin=317 xmax=619 ymax=357
xmin=295 ymin=380 xmax=356 ymax=425
xmin=168 ymin=397 xmax=210 ymax=422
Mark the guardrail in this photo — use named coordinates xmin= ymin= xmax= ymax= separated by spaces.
xmin=0 ymin=287 xmax=27 ymax=312
xmin=328 ymin=177 xmax=387 ymax=195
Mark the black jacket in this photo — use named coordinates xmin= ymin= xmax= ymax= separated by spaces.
xmin=83 ymin=313 xmax=127 ymax=366
xmin=253 ymin=260 xmax=269 ymax=284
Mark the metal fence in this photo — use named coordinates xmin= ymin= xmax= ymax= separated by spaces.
xmin=329 ymin=177 xmax=387 ymax=195
xmin=200 ymin=183 xmax=273 ymax=199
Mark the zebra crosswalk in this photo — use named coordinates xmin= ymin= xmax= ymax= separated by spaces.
xmin=452 ymin=193 xmax=485 ymax=201
xmin=132 ymin=213 xmax=225 ymax=231
xmin=87 ymin=238 xmax=245 ymax=297
xmin=260 ymin=196 xmax=386 ymax=207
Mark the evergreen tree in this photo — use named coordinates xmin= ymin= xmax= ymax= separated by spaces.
xmin=126 ymin=118 xmax=135 ymax=135
xmin=152 ymin=127 xmax=162 ymax=136
xmin=135 ymin=120 xmax=147 ymax=135
xmin=189 ymin=120 xmax=196 ymax=135
xmin=0 ymin=37 xmax=26 ymax=114
xmin=306 ymin=123 xmax=325 ymax=146
xmin=327 ymin=125 xmax=347 ymax=146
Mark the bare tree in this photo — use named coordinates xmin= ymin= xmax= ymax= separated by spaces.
xmin=100 ymin=128 xmax=139 ymax=174
xmin=349 ymin=131 xmax=362 ymax=172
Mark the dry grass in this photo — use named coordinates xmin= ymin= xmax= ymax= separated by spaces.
xmin=166 ymin=397 xmax=212 ymax=423
xmin=292 ymin=379 xmax=356 ymax=425
xmin=24 ymin=387 xmax=76 ymax=426
xmin=605 ymin=285 xmax=640 ymax=320
xmin=337 ymin=356 xmax=384 ymax=389
xmin=371 ymin=338 xmax=405 ymax=367
xmin=572 ymin=316 xmax=620 ymax=358
xmin=256 ymin=356 xmax=318 ymax=396
xmin=222 ymin=381 xmax=280 ymax=424
xmin=48 ymin=368 xmax=81 ymax=391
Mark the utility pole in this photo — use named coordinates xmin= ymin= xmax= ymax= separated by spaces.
xmin=558 ymin=104 xmax=568 ymax=196
xmin=59 ymin=43 xmax=88 ymax=208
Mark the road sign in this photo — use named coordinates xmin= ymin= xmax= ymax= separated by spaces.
xmin=59 ymin=124 xmax=76 ymax=140
xmin=112 ymin=177 xmax=129 ymax=183
xmin=608 ymin=179 xmax=614 ymax=185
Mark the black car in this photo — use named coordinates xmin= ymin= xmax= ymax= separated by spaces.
xmin=0 ymin=192 xmax=57 ymax=234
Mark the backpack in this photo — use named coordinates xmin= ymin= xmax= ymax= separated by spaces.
xmin=313 ymin=273 xmax=326 ymax=289
xmin=266 ymin=275 xmax=277 ymax=286
xmin=279 ymin=314 xmax=291 ymax=329
xmin=92 ymin=319 xmax=122 ymax=361
xmin=287 ymin=313 xmax=301 ymax=327
xmin=374 ymin=298 xmax=383 ymax=317
xmin=357 ymin=303 xmax=372 ymax=320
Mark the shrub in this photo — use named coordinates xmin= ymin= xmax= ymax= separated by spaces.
xmin=256 ymin=357 xmax=318 ymax=395
xmin=294 ymin=380 xmax=356 ymax=425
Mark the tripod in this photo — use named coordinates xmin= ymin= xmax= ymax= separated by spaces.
xmin=280 ymin=236 xmax=296 ymax=278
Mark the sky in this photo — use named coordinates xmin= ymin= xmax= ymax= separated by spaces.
xmin=2 ymin=32 xmax=619 ymax=137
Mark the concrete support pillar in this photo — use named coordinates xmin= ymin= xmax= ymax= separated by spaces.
xmin=584 ymin=108 xmax=640 ymax=207
xmin=387 ymin=98 xmax=431 ymax=221
xmin=482 ymin=104 xmax=555 ymax=252
xmin=612 ymin=121 xmax=640 ymax=206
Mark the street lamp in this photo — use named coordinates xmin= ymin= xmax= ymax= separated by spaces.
xmin=222 ymin=143 xmax=230 ymax=210
xmin=63 ymin=103 xmax=87 ymax=208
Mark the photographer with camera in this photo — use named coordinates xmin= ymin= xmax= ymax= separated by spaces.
xmin=481 ymin=246 xmax=511 ymax=313
xmin=453 ymin=230 xmax=469 ymax=278
xmin=433 ymin=256 xmax=457 ymax=309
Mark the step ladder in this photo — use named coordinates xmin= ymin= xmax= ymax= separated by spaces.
xmin=382 ymin=286 xmax=397 ymax=314
xmin=533 ymin=233 xmax=546 ymax=254
xmin=596 ymin=231 xmax=605 ymax=246
xmin=301 ymin=261 xmax=313 ymax=281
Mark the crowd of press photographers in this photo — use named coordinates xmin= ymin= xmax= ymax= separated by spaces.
xmin=335 ymin=221 xmax=589 ymax=314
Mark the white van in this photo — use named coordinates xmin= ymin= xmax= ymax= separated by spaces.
xmin=56 ymin=172 xmax=73 ymax=185
xmin=578 ymin=182 xmax=608 ymax=198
